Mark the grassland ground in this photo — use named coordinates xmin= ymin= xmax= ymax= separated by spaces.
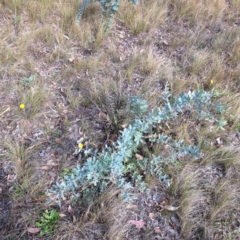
xmin=0 ymin=0 xmax=240 ymax=239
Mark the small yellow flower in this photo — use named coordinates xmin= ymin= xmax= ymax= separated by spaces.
xmin=210 ymin=79 xmax=214 ymax=84
xmin=19 ymin=103 xmax=25 ymax=109
xmin=78 ymin=143 xmax=84 ymax=149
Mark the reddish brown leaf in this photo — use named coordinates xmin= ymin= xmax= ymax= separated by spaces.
xmin=162 ymin=40 xmax=169 ymax=46
xmin=7 ymin=174 xmax=14 ymax=181
xmin=27 ymin=227 xmax=41 ymax=234
xmin=54 ymin=138 xmax=62 ymax=143
xmin=135 ymin=154 xmax=144 ymax=160
xmin=38 ymin=166 xmax=51 ymax=171
xmin=68 ymin=205 xmax=73 ymax=213
xmin=126 ymin=204 xmax=137 ymax=209
xmin=86 ymin=69 xmax=89 ymax=76
xmin=48 ymin=162 xmax=59 ymax=167
xmin=162 ymin=205 xmax=180 ymax=211
xmin=59 ymin=213 xmax=66 ymax=218
xmin=149 ymin=213 xmax=155 ymax=219
xmin=154 ymin=227 xmax=162 ymax=234
xmin=127 ymin=220 xmax=146 ymax=229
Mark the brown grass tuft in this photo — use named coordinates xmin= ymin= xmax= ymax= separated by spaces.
xmin=118 ymin=0 xmax=168 ymax=35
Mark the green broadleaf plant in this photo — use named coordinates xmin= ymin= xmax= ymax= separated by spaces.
xmin=35 ymin=209 xmax=59 ymax=236
xmin=216 ymin=117 xmax=227 ymax=130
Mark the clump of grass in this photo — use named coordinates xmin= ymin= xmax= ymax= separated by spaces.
xmin=118 ymin=0 xmax=167 ymax=35
xmin=138 ymin=48 xmax=161 ymax=76
xmin=124 ymin=48 xmax=169 ymax=83
xmin=10 ymin=169 xmax=41 ymax=201
xmin=226 ymin=0 xmax=240 ymax=24
xmin=93 ymin=21 xmax=109 ymax=50
xmin=0 ymin=40 xmax=25 ymax=72
xmin=174 ymin=164 xmax=213 ymax=239
xmin=1 ymin=0 xmax=23 ymax=12
xmin=34 ymin=26 xmax=62 ymax=46
xmin=174 ymin=145 xmax=240 ymax=239
xmin=228 ymin=39 xmax=240 ymax=65
xmin=73 ymin=55 xmax=102 ymax=72
xmin=208 ymin=164 xmax=240 ymax=238
xmin=26 ymin=0 xmax=54 ymax=23
xmin=210 ymin=178 xmax=239 ymax=222
xmin=169 ymin=0 xmax=228 ymax=26
xmin=186 ymin=49 xmax=210 ymax=76
xmin=82 ymin=76 xmax=131 ymax=145
xmin=57 ymin=0 xmax=80 ymax=35
xmin=57 ymin=0 xmax=104 ymax=49
xmin=17 ymin=85 xmax=47 ymax=120
xmin=56 ymin=186 xmax=130 ymax=240
xmin=3 ymin=139 xmax=35 ymax=178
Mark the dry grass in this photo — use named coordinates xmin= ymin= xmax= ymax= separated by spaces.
xmin=55 ymin=186 xmax=130 ymax=240
xmin=0 ymin=0 xmax=240 ymax=239
xmin=17 ymin=85 xmax=48 ymax=120
xmin=173 ymin=146 xmax=240 ymax=239
xmin=2 ymin=139 xmax=35 ymax=178
xmin=169 ymin=0 xmax=228 ymax=26
xmin=118 ymin=0 xmax=168 ymax=35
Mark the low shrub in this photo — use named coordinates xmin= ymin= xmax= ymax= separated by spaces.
xmin=49 ymin=84 xmax=225 ymax=205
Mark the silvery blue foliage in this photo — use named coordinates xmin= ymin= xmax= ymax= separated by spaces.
xmin=49 ymin=85 xmax=225 ymax=205
xmin=130 ymin=96 xmax=148 ymax=118
xmin=76 ymin=0 xmax=138 ymax=28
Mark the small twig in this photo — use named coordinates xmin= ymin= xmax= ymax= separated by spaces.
xmin=0 ymin=105 xmax=10 ymax=116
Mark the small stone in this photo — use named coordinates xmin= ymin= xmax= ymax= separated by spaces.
xmin=153 ymin=194 xmax=161 ymax=202
xmin=39 ymin=150 xmax=45 ymax=157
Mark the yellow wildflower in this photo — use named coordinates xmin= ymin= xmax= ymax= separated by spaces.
xmin=19 ymin=103 xmax=25 ymax=109
xmin=78 ymin=143 xmax=84 ymax=149
xmin=210 ymin=79 xmax=214 ymax=84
